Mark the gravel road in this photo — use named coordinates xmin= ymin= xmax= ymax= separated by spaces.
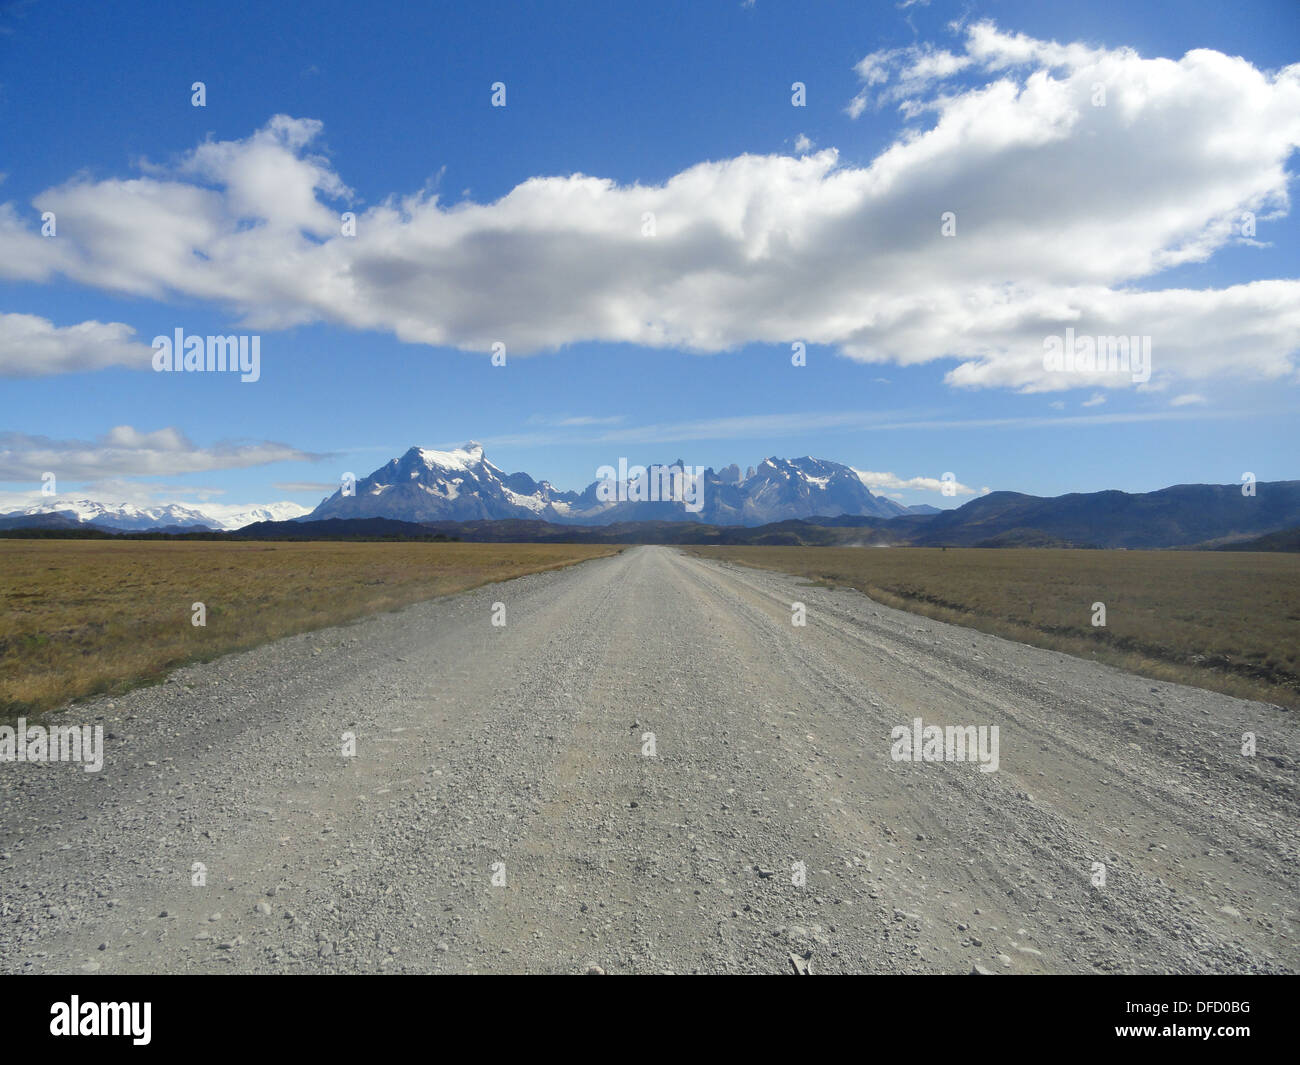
xmin=2 ymin=545 xmax=1296 ymax=974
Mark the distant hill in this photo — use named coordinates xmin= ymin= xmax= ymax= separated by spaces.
xmin=904 ymin=482 xmax=1300 ymax=550
xmin=228 ymin=515 xmax=893 ymax=545
xmin=0 ymin=512 xmax=96 ymax=532
xmin=1213 ymin=526 xmax=1300 ymax=552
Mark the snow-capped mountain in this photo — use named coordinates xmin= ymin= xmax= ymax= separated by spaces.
xmin=306 ymin=443 xmax=911 ymax=526
xmin=715 ymin=455 xmax=908 ymax=523
xmin=3 ymin=499 xmax=311 ymax=531
xmin=191 ymin=502 xmax=313 ymax=529
xmin=308 ymin=443 xmax=586 ymax=524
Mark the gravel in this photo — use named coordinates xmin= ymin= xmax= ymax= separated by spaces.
xmin=1 ymin=545 xmax=1295 ymax=974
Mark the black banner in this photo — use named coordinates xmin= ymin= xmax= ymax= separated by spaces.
xmin=0 ymin=974 xmax=1290 ymax=1052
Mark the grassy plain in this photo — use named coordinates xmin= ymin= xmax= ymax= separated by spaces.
xmin=684 ymin=545 xmax=1300 ymax=710
xmin=0 ymin=540 xmax=621 ymax=717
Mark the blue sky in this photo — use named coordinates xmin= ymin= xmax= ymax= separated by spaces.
xmin=1 ymin=0 xmax=1297 ymax=517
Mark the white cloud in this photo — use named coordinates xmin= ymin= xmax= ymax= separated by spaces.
xmin=852 ymin=44 xmax=973 ymax=102
xmin=853 ymin=469 xmax=981 ymax=496
xmin=0 ymin=312 xmax=154 ymax=376
xmin=1081 ymin=392 xmax=1106 ymax=407
xmin=793 ymin=133 xmax=814 ymax=153
xmin=1 ymin=23 xmax=1297 ymax=393
xmin=0 ymin=203 xmax=70 ymax=280
xmin=0 ymin=426 xmax=324 ymax=481
xmin=1170 ymin=392 xmax=1208 ymax=406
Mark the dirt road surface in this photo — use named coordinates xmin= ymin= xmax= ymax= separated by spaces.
xmin=2 ymin=546 xmax=1295 ymax=974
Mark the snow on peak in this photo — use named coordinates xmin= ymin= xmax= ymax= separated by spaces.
xmin=201 ymin=501 xmax=313 ymax=529
xmin=7 ymin=498 xmax=312 ymax=531
xmin=415 ymin=442 xmax=486 ymax=471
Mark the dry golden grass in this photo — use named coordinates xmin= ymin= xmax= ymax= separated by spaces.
xmin=0 ymin=540 xmax=621 ymax=718
xmin=685 ymin=546 xmax=1300 ymax=709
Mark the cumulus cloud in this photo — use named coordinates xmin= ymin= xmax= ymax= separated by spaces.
xmin=853 ymin=469 xmax=982 ymax=496
xmin=0 ymin=203 xmax=71 ymax=280
xmin=0 ymin=426 xmax=325 ymax=480
xmin=0 ymin=312 xmax=154 ymax=376
xmin=0 ymin=22 xmax=1297 ymax=393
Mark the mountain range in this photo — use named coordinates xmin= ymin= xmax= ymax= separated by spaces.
xmin=305 ymin=442 xmax=929 ymax=526
xmin=0 ymin=499 xmax=309 ymax=532
xmin=2 ymin=441 xmax=1298 ymax=550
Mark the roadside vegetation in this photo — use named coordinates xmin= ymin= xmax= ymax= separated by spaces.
xmin=0 ymin=540 xmax=621 ymax=718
